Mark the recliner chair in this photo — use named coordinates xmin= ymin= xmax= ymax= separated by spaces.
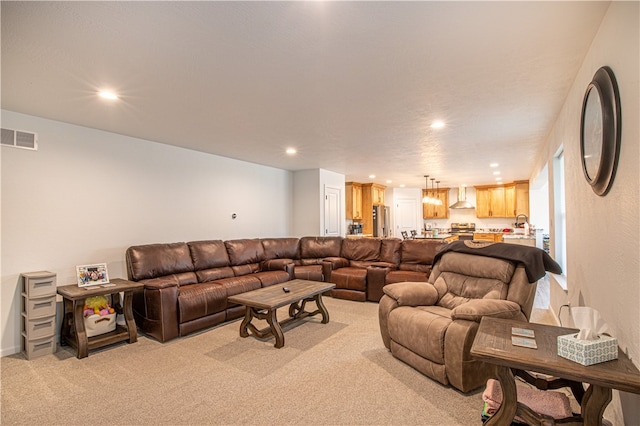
xmin=378 ymin=250 xmax=539 ymax=392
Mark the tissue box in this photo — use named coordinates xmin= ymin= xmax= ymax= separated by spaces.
xmin=84 ymin=313 xmax=116 ymax=338
xmin=557 ymin=333 xmax=618 ymax=366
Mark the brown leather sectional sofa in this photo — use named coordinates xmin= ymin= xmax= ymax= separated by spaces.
xmin=125 ymin=236 xmax=446 ymax=342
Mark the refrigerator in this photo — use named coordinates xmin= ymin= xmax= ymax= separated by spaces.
xmin=372 ymin=205 xmax=390 ymax=237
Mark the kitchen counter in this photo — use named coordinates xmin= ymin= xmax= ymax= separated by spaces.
xmin=502 ymin=234 xmax=536 ymax=240
xmin=415 ymin=234 xmax=458 ymax=241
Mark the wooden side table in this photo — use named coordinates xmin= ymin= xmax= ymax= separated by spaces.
xmin=57 ymin=278 xmax=144 ymax=359
xmin=471 ymin=316 xmax=640 ymax=426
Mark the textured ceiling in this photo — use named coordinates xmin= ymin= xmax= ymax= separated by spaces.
xmin=1 ymin=1 xmax=609 ymax=188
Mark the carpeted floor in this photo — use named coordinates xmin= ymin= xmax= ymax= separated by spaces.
xmin=1 ymin=297 xmax=486 ymax=425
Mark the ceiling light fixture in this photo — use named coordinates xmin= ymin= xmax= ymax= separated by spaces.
xmin=369 ymin=175 xmax=376 ymax=179
xmin=431 ymin=121 xmax=445 ymax=129
xmin=98 ymin=90 xmax=118 ymax=100
xmin=490 ymin=163 xmax=499 ymax=168
xmin=285 ymin=148 xmax=297 ymax=155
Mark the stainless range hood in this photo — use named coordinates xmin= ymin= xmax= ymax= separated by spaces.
xmin=449 ymin=186 xmax=475 ymax=209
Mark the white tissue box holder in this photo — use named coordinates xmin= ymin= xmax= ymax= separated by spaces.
xmin=557 ymin=333 xmax=618 ymax=366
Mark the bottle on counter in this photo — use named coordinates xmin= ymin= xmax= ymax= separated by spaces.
xmin=524 ymin=222 xmax=530 ymax=237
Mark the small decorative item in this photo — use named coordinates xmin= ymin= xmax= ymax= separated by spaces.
xmin=76 ymin=263 xmax=109 ymax=287
xmin=580 ymin=66 xmax=621 ymax=196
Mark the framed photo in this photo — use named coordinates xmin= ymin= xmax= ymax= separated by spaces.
xmin=76 ymin=263 xmax=110 ymax=287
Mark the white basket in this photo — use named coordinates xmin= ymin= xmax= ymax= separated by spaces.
xmin=84 ymin=313 xmax=116 ymax=338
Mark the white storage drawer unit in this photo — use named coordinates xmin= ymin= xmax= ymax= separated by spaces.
xmin=21 ymin=271 xmax=57 ymax=359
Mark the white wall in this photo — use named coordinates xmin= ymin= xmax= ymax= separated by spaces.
xmin=530 ymin=3 xmax=639 ymax=423
xmin=1 ymin=110 xmax=293 ymax=355
xmin=292 ymin=168 xmax=345 ymax=237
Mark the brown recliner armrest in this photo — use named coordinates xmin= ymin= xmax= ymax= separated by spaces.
xmin=382 ymin=282 xmax=438 ymax=307
xmin=450 ymin=299 xmax=526 ymax=322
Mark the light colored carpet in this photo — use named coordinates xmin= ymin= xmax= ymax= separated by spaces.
xmin=1 ymin=297 xmax=484 ymax=425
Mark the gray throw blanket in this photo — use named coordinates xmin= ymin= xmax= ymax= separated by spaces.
xmin=433 ymin=240 xmax=562 ymax=283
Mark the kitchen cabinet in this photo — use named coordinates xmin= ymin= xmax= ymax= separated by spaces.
xmin=422 ymin=188 xmax=450 ymax=219
xmin=366 ymin=183 xmax=385 ymax=205
xmin=514 ymin=181 xmax=529 ymax=217
xmin=360 ymin=183 xmax=386 ymax=235
xmin=473 ymin=233 xmax=504 ymax=242
xmin=346 ymin=182 xmax=363 ymax=220
xmin=475 ymin=181 xmax=529 ymax=218
xmin=475 ymin=186 xmax=506 ymax=217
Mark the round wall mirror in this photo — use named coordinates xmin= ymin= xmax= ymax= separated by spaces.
xmin=580 ymin=66 xmax=621 ymax=196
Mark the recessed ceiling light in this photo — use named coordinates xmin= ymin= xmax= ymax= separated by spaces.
xmin=490 ymin=163 xmax=499 ymax=168
xmin=285 ymin=148 xmax=297 ymax=155
xmin=369 ymin=175 xmax=376 ymax=179
xmin=461 ymin=184 xmax=467 ymax=187
xmin=431 ymin=121 xmax=445 ymax=129
xmin=386 ymin=180 xmax=392 ymax=184
xmin=98 ymin=90 xmax=118 ymax=100
xmin=496 ymin=177 xmax=502 ymax=181
xmin=400 ymin=184 xmax=406 ymax=188
xmin=493 ymin=171 xmax=500 ymax=175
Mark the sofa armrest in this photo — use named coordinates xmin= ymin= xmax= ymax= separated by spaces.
xmin=261 ymin=258 xmax=295 ymax=280
xmin=141 ymin=276 xmax=179 ymax=290
xmin=451 ymin=299 xmax=525 ymax=322
xmin=382 ymin=282 xmax=438 ymax=307
xmin=366 ymin=265 xmax=390 ymax=302
xmin=321 ymin=257 xmax=349 ymax=282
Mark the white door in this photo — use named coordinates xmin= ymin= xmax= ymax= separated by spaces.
xmin=324 ymin=186 xmax=341 ymax=236
xmin=396 ymin=198 xmax=418 ymax=237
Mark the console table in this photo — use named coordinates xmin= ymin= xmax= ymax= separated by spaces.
xmin=471 ymin=316 xmax=640 ymax=426
xmin=57 ymin=278 xmax=143 ymax=359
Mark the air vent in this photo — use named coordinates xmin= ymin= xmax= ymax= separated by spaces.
xmin=1 ymin=128 xmax=38 ymax=150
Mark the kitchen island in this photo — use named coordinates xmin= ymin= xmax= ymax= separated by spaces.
xmin=503 ymin=234 xmax=536 ymax=247
xmin=416 ymin=233 xmax=458 ymax=242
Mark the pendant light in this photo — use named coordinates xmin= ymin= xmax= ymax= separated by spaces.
xmin=435 ymin=180 xmax=443 ymax=205
xmin=422 ymin=175 xmax=431 ymax=204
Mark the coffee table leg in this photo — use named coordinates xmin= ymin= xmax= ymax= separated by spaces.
xmin=485 ymin=366 xmax=518 ymax=425
xmin=265 ymin=308 xmax=284 ymax=348
xmin=238 ymin=307 xmax=253 ymax=338
xmin=315 ymin=294 xmax=330 ymax=324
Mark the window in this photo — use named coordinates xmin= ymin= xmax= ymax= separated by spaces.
xmin=553 ymin=149 xmax=567 ymax=276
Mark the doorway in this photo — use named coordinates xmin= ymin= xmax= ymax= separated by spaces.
xmin=324 ymin=186 xmax=341 ymax=236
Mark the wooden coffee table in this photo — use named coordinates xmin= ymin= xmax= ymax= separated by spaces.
xmin=227 ymin=279 xmax=335 ymax=348
xmin=471 ymin=316 xmax=640 ymax=426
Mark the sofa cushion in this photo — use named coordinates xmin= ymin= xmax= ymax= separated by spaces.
xmin=435 ymin=252 xmax=515 ymax=283
xmin=215 ymin=275 xmax=262 ymax=299
xmin=330 ymin=267 xmax=367 ymax=291
xmin=127 ymin=242 xmax=194 ymax=281
xmin=340 ymin=237 xmax=381 ymax=261
xmin=255 ymin=270 xmax=291 ymax=287
xmin=196 ymin=267 xmax=235 ymax=283
xmin=299 ymin=236 xmax=342 ymax=259
xmin=388 ymin=305 xmax=452 ymax=364
xmin=293 ymin=265 xmax=323 ymax=281
xmin=434 ymin=273 xmax=509 ymax=310
xmin=261 ymin=238 xmax=300 ymax=259
xmin=178 ymin=282 xmax=227 ymax=323
xmin=379 ymin=238 xmax=401 ymax=266
xmin=400 ymin=239 xmax=446 ymax=265
xmin=225 ymin=239 xmax=266 ymax=266
xmin=188 ymin=240 xmax=230 ymax=270
xmin=385 ymin=269 xmax=430 ymax=284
